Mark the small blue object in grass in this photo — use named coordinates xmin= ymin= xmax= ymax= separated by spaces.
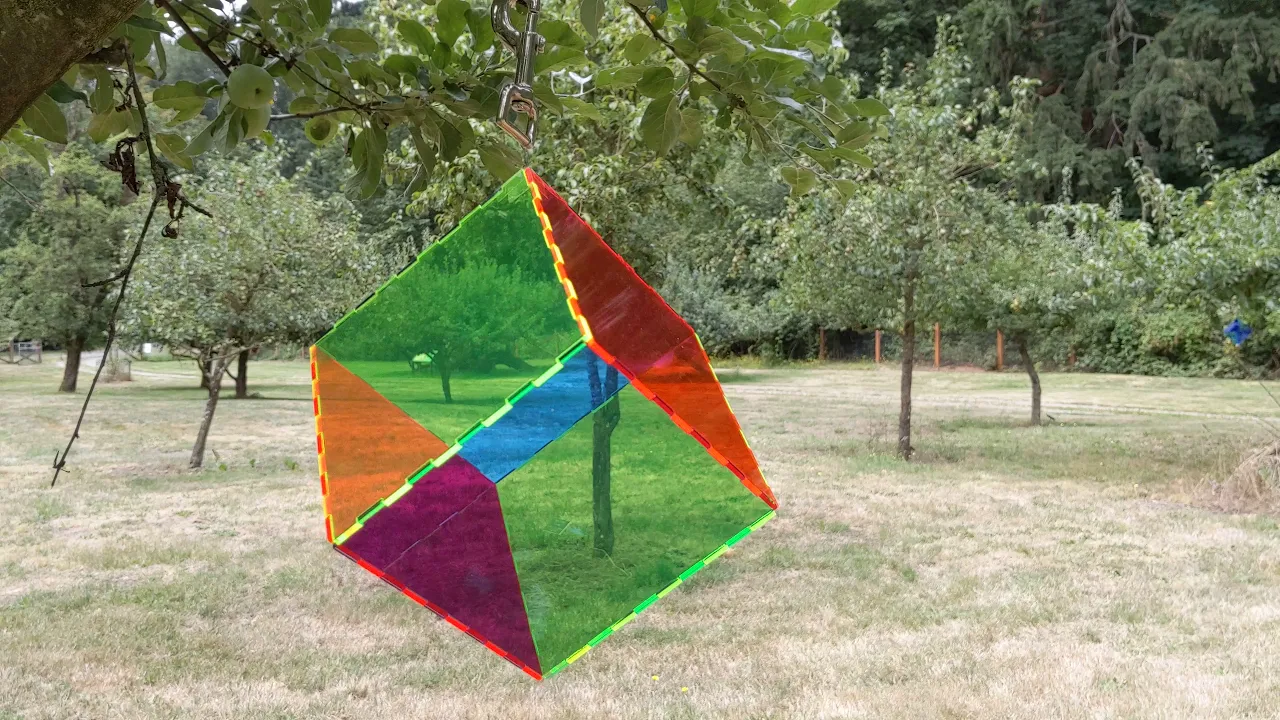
xmin=1224 ymin=319 xmax=1252 ymax=347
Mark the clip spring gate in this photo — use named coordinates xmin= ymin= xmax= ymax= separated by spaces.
xmin=491 ymin=0 xmax=544 ymax=148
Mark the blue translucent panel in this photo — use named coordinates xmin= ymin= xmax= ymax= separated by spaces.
xmin=460 ymin=347 xmax=629 ymax=483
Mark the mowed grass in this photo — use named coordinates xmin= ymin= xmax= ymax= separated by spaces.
xmin=1 ymin=356 xmax=1279 ymax=718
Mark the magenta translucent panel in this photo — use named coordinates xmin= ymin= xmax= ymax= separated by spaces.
xmin=339 ymin=456 xmax=540 ymax=674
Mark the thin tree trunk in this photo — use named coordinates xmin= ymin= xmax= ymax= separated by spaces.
xmin=190 ymin=356 xmax=227 ymax=469
xmin=60 ymin=336 xmax=83 ymax=393
xmin=234 ymin=349 xmax=248 ymax=399
xmin=1016 ymin=336 xmax=1042 ymax=426
xmin=439 ymin=359 xmax=452 ymax=403
xmin=199 ymin=358 xmax=210 ymax=390
xmin=590 ymin=364 xmax=620 ymax=557
xmin=592 ymin=393 xmax=619 ymax=556
xmin=818 ymin=327 xmax=827 ymax=361
xmin=899 ymin=283 xmax=916 ymax=460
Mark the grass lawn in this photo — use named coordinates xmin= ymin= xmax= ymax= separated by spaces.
xmin=2 ymin=356 xmax=1279 ymax=718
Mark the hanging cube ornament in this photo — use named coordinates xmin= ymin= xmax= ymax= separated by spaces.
xmin=309 ymin=169 xmax=777 ymax=679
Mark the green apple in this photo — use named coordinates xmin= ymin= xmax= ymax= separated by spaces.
xmin=226 ymin=64 xmax=275 ymax=110
xmin=305 ymin=116 xmax=339 ymax=145
xmin=243 ymin=105 xmax=271 ymax=140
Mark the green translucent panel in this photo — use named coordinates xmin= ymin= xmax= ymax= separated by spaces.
xmin=497 ymin=384 xmax=772 ymax=670
xmin=316 ymin=174 xmax=580 ymax=445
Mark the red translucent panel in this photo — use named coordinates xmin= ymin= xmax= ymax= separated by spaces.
xmin=313 ymin=347 xmax=449 ymax=539
xmin=526 ymin=171 xmax=776 ymax=508
xmin=340 ymin=456 xmax=541 ymax=675
xmin=526 ymin=170 xmax=690 ymax=375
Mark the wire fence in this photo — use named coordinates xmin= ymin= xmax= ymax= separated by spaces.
xmin=818 ymin=327 xmax=1028 ymax=370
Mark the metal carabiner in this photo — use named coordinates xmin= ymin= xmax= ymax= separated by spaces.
xmin=491 ymin=0 xmax=544 ymax=148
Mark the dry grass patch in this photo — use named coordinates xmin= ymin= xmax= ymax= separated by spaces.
xmin=1188 ymin=438 xmax=1280 ymax=514
xmin=2 ymin=359 xmax=1279 ymax=718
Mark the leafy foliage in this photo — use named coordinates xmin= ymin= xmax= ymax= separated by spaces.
xmin=780 ymin=21 xmax=1033 ymax=334
xmin=3 ymin=0 xmax=885 ymax=197
xmin=837 ymin=0 xmax=1280 ymax=204
xmin=0 ymin=146 xmax=130 ymax=349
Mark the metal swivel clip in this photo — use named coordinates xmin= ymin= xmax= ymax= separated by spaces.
xmin=491 ymin=0 xmax=544 ymax=148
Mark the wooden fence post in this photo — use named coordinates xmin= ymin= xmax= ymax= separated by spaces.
xmin=996 ymin=330 xmax=1004 ymax=371
xmin=874 ymin=330 xmax=882 ymax=363
xmin=933 ymin=323 xmax=941 ymax=368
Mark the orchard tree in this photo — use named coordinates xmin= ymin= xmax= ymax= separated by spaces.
xmin=781 ymin=22 xmax=1032 ymax=459
xmin=0 ymin=144 xmax=130 ymax=392
xmin=124 ymin=152 xmax=382 ymax=468
xmin=948 ymin=178 xmax=1099 ymax=425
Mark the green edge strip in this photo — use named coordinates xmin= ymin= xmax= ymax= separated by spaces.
xmin=329 ymin=335 xmax=592 ymax=545
xmin=357 ymin=501 xmax=386 ymax=524
xmin=458 ymin=420 xmax=486 ymax=444
xmin=540 ymin=508 xmax=777 ymax=679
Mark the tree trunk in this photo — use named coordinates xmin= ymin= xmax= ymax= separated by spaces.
xmin=898 ymin=284 xmax=916 ymax=461
xmin=198 ymin=358 xmax=211 ymax=390
xmin=234 ymin=349 xmax=248 ymax=399
xmin=0 ymin=0 xmax=143 ymax=136
xmin=1016 ymin=336 xmax=1042 ymax=426
xmin=190 ymin=356 xmax=227 ymax=469
xmin=60 ymin=335 xmax=83 ymax=392
xmin=585 ymin=357 xmax=619 ymax=557
xmin=592 ymin=393 xmax=619 ymax=557
xmin=439 ymin=359 xmax=452 ymax=403
xmin=818 ymin=327 xmax=827 ymax=361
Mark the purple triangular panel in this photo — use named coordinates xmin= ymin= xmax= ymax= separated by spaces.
xmin=342 ymin=456 xmax=540 ymax=673
xmin=342 ymin=456 xmax=492 ymax=568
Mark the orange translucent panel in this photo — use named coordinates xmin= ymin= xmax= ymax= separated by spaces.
xmin=630 ymin=335 xmax=776 ymax=508
xmin=312 ymin=347 xmax=450 ymax=538
xmin=525 ymin=171 xmax=776 ymax=509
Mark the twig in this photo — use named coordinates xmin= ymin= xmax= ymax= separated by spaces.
xmin=626 ymin=2 xmax=725 ymax=97
xmin=172 ymin=0 xmax=260 ymax=48
xmin=269 ymin=106 xmax=358 ymax=123
xmin=53 ymin=200 xmax=160 ymax=487
xmin=51 ymin=47 xmax=167 ymax=488
xmin=181 ymin=198 xmax=214 ymax=218
xmin=156 ymin=0 xmax=232 ymax=76
xmin=623 ymin=2 xmax=814 ymax=177
xmin=82 ymin=269 xmax=128 ymax=288
xmin=0 ymin=173 xmax=37 ymax=208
